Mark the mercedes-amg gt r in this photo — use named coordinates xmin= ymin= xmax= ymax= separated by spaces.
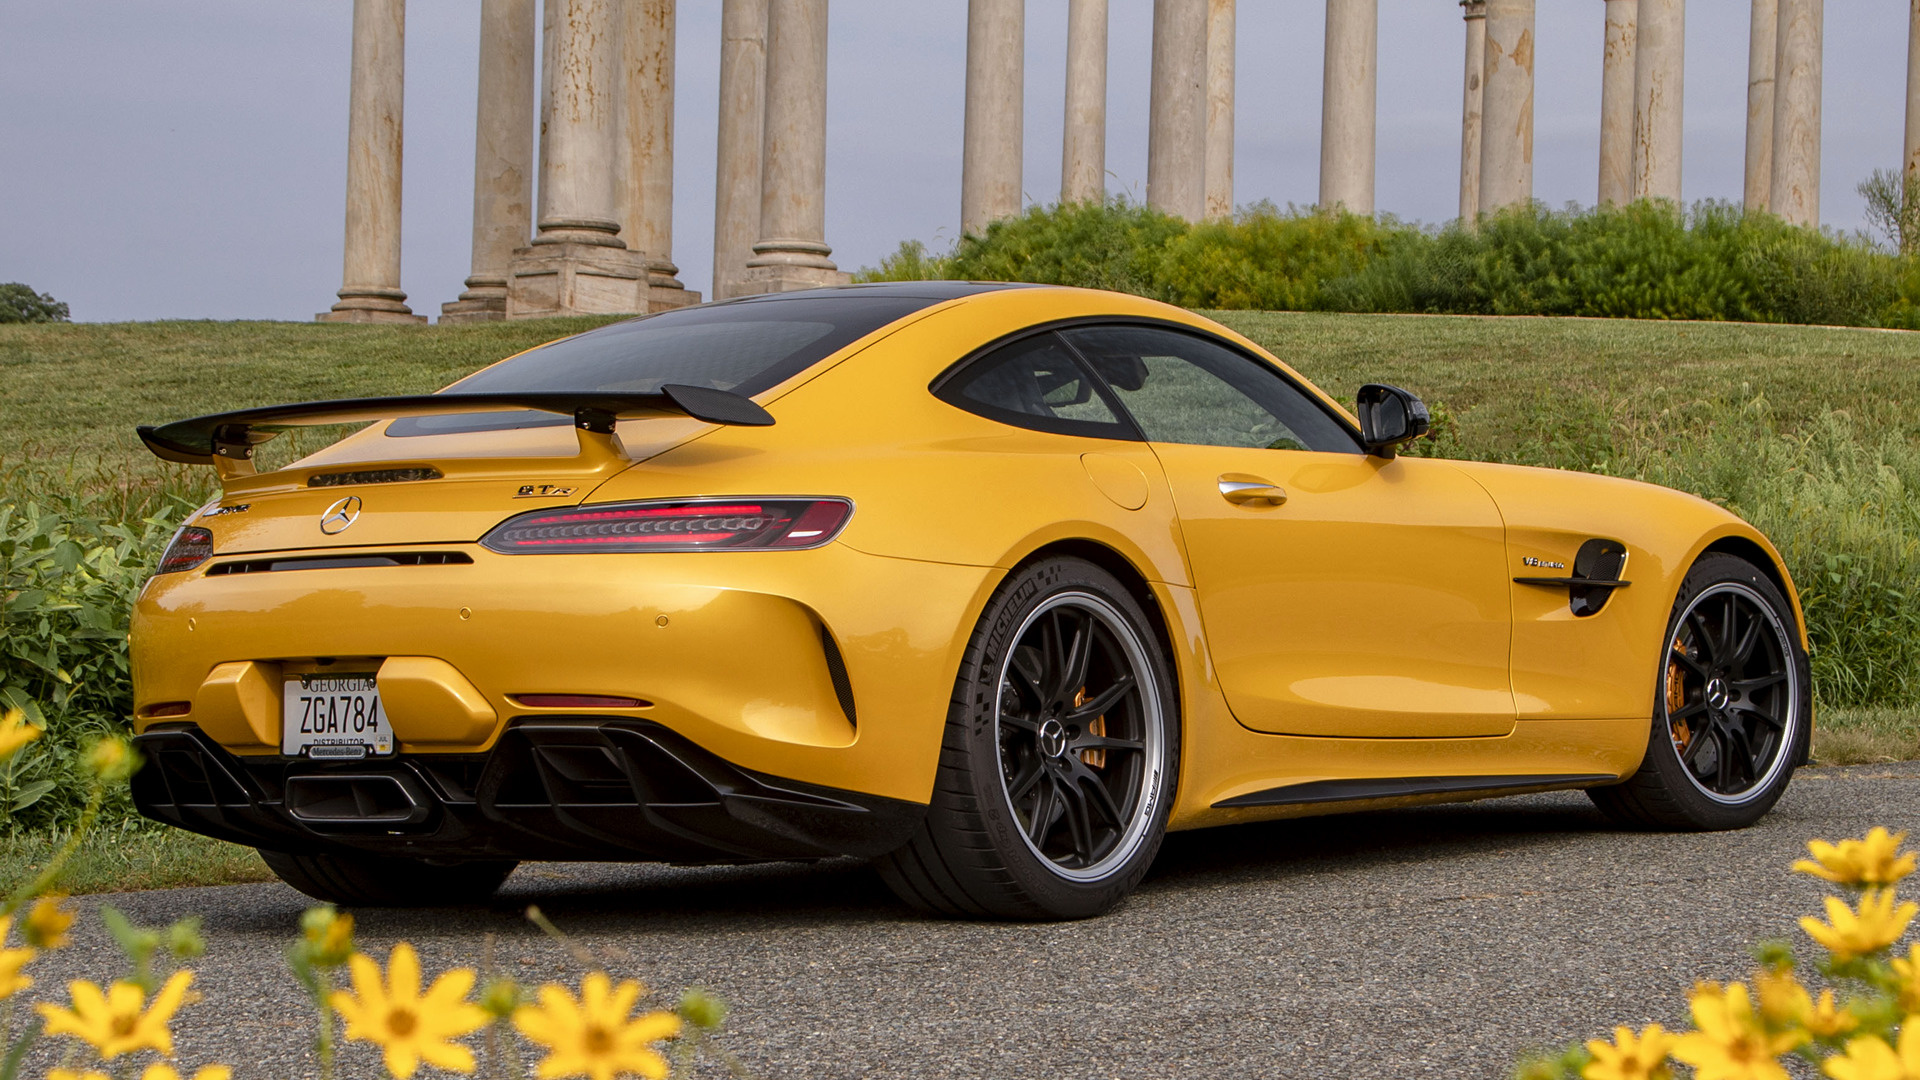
xmin=129 ymin=282 xmax=1810 ymax=918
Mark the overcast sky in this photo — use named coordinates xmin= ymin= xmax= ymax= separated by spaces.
xmin=2 ymin=1 xmax=1911 ymax=323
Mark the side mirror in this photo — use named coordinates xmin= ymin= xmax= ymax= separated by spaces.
xmin=1355 ymin=384 xmax=1431 ymax=459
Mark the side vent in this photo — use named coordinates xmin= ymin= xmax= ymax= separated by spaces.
xmin=819 ymin=627 xmax=857 ymax=726
xmin=1569 ymin=539 xmax=1628 ymax=617
xmin=309 ymin=467 xmax=443 ymax=487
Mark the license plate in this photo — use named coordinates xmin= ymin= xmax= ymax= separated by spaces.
xmin=283 ymin=675 xmax=393 ymax=758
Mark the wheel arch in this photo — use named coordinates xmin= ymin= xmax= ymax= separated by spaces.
xmin=1694 ymin=530 xmax=1808 ymax=652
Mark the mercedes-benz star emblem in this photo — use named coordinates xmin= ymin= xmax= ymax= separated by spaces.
xmin=319 ymin=495 xmax=363 ymax=535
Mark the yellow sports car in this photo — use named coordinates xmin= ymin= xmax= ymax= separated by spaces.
xmin=129 ymin=283 xmax=1810 ymax=918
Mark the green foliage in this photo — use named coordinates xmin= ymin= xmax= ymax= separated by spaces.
xmin=0 ymin=284 xmax=69 ymax=324
xmin=874 ymin=196 xmax=1920 ymax=329
xmin=0 ymin=463 xmax=204 ymax=832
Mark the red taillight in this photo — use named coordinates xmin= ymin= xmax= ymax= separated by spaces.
xmin=156 ymin=526 xmax=215 ymax=574
xmin=511 ymin=694 xmax=652 ymax=709
xmin=481 ymin=498 xmax=852 ymax=554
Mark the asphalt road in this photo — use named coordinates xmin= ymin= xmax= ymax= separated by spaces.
xmin=26 ymin=763 xmax=1920 ymax=1080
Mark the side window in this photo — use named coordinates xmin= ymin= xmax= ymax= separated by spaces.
xmin=1060 ymin=326 xmax=1361 ymax=453
xmin=937 ymin=332 xmax=1135 ymax=439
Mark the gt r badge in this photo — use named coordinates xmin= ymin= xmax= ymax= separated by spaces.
xmin=319 ymin=496 xmax=363 ymax=535
xmin=1521 ymin=556 xmax=1567 ymax=570
xmin=514 ymin=484 xmax=577 ymax=498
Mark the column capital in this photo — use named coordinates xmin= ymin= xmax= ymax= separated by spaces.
xmin=1461 ymin=1 xmax=1485 ymax=20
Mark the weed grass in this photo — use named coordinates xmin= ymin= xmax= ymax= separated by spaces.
xmin=0 ymin=827 xmax=271 ymax=896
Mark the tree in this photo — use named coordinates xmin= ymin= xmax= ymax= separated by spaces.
xmin=1857 ymin=169 xmax=1920 ymax=255
xmin=0 ymin=283 xmax=70 ymax=323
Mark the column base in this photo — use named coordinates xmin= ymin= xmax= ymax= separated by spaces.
xmin=318 ymin=287 xmax=427 ymax=324
xmin=736 ymin=265 xmax=851 ymax=295
xmin=505 ymin=241 xmax=651 ymax=319
xmin=648 ymin=284 xmax=703 ymax=310
xmin=439 ymin=279 xmax=510 ymax=324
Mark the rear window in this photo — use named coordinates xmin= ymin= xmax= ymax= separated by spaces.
xmin=388 ymin=294 xmax=936 ymax=437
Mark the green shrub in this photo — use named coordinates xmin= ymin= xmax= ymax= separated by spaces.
xmin=1155 ymin=202 xmax=1406 ymax=310
xmin=944 ymin=198 xmax=1190 ymax=298
xmin=0 ymin=463 xmax=203 ymax=832
xmin=0 ymin=283 xmax=70 ymax=324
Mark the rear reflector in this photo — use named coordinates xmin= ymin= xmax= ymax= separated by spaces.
xmin=511 ymin=694 xmax=653 ymax=709
xmin=481 ymin=498 xmax=852 ymax=554
xmin=156 ymin=527 xmax=215 ymax=574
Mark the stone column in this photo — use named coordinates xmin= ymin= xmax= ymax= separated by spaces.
xmin=1744 ymin=0 xmax=1777 ymax=211
xmin=1319 ymin=0 xmax=1377 ymax=215
xmin=1905 ymin=0 xmax=1920 ymax=217
xmin=320 ymin=0 xmax=424 ymax=323
xmin=1478 ymin=0 xmax=1534 ymax=213
xmin=1769 ymin=0 xmax=1821 ymax=227
xmin=442 ymin=0 xmax=535 ymax=323
xmin=1597 ymin=0 xmax=1635 ymax=206
xmin=506 ymin=0 xmax=651 ymax=318
xmin=713 ymin=0 xmax=769 ymax=299
xmin=962 ymin=0 xmax=1024 ymax=236
xmin=620 ymin=0 xmax=697 ymax=308
xmin=1061 ymin=0 xmax=1108 ymax=203
xmin=1147 ymin=0 xmax=1207 ymax=221
xmin=1459 ymin=1 xmax=1486 ymax=221
xmin=1630 ymin=0 xmax=1684 ymax=204
xmin=1204 ymin=0 xmax=1234 ymax=220
xmin=741 ymin=0 xmax=850 ymax=293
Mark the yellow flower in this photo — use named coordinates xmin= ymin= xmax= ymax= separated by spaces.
xmin=329 ymin=942 xmax=487 ymax=1079
xmin=36 ymin=970 xmax=194 ymax=1060
xmin=1809 ymin=989 xmax=1860 ymax=1039
xmin=84 ymin=735 xmax=132 ymax=782
xmin=1823 ymin=1025 xmax=1920 ymax=1080
xmin=1583 ymin=1023 xmax=1678 ymax=1080
xmin=0 ymin=917 xmax=35 ymax=1001
xmin=299 ymin=905 xmax=355 ymax=967
xmin=1673 ymin=981 xmax=1804 ymax=1080
xmin=1754 ymin=967 xmax=1812 ymax=1030
xmin=1802 ymin=889 xmax=1920 ymax=963
xmin=0 ymin=708 xmax=42 ymax=761
xmin=141 ymin=1064 xmax=234 ymax=1080
xmin=1895 ymin=945 xmax=1920 ymax=1013
xmin=24 ymin=893 xmax=74 ymax=948
xmin=1798 ymin=829 xmax=1920 ymax=888
xmin=514 ymin=972 xmax=683 ymax=1080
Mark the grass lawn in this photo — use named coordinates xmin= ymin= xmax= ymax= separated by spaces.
xmin=1 ymin=828 xmax=271 ymax=896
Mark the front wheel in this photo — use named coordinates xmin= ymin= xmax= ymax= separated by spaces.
xmin=877 ymin=557 xmax=1179 ymax=920
xmin=1589 ymin=553 xmax=1811 ymax=830
xmin=260 ymin=849 xmax=518 ymax=907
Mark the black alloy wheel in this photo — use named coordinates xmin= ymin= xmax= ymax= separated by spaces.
xmin=877 ymin=557 xmax=1178 ymax=919
xmin=996 ymin=592 xmax=1162 ymax=878
xmin=1590 ymin=553 xmax=1809 ymax=830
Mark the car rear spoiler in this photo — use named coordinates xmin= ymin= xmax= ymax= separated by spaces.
xmin=135 ymin=385 xmax=774 ymax=473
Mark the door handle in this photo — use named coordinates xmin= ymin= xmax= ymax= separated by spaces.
xmin=1218 ymin=475 xmax=1288 ymax=506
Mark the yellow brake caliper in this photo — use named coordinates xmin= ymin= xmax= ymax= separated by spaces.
xmin=1074 ymin=687 xmax=1107 ymax=769
xmin=1668 ymin=636 xmax=1693 ymax=752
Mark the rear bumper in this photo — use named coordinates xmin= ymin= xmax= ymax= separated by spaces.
xmin=132 ymin=719 xmax=925 ymax=863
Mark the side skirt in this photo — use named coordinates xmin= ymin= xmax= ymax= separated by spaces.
xmin=1211 ymin=772 xmax=1619 ymax=809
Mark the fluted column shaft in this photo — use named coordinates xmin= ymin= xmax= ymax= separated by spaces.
xmin=1459 ymin=1 xmax=1486 ymax=221
xmin=1597 ymin=0 xmax=1635 ymax=206
xmin=1630 ymin=0 xmax=1684 ymax=204
xmin=1478 ymin=0 xmax=1534 ymax=213
xmin=1204 ymin=0 xmax=1234 ymax=220
xmin=1147 ymin=0 xmax=1207 ymax=221
xmin=443 ymin=0 xmax=535 ymax=323
xmin=323 ymin=0 xmax=422 ymax=323
xmin=1770 ymin=0 xmax=1822 ymax=227
xmin=1745 ymin=0 xmax=1777 ymax=211
xmin=1062 ymin=0 xmax=1108 ymax=203
xmin=535 ymin=0 xmax=623 ymax=246
xmin=962 ymin=0 xmax=1024 ymax=235
xmin=621 ymin=0 xmax=690 ymax=300
xmin=742 ymin=0 xmax=847 ymax=292
xmin=1319 ymin=0 xmax=1377 ymax=215
xmin=714 ymin=0 xmax=769 ymax=299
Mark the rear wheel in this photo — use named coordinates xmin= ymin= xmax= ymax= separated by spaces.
xmin=1589 ymin=553 xmax=1810 ymax=830
xmin=260 ymin=849 xmax=517 ymax=907
xmin=877 ymin=557 xmax=1179 ymax=920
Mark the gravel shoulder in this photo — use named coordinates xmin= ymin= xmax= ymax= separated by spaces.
xmin=27 ymin=764 xmax=1919 ymax=1079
